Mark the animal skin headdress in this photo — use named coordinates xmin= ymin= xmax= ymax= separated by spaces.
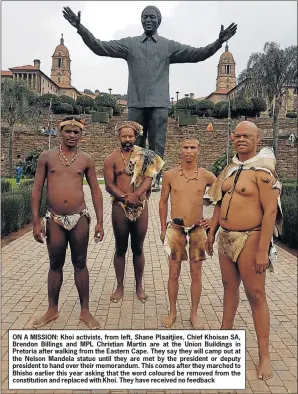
xmin=115 ymin=121 xmax=143 ymax=136
xmin=59 ymin=118 xmax=84 ymax=130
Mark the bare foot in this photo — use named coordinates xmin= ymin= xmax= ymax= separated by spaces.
xmin=32 ymin=309 xmax=58 ymax=329
xmin=136 ymin=288 xmax=148 ymax=303
xmin=162 ymin=314 xmax=176 ymax=328
xmin=110 ymin=287 xmax=124 ymax=303
xmin=79 ymin=310 xmax=100 ymax=330
xmin=190 ymin=314 xmax=205 ymax=330
xmin=257 ymin=357 xmax=273 ymax=380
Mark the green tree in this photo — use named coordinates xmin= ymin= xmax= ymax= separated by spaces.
xmin=231 ymin=97 xmax=254 ymax=119
xmin=243 ymin=42 xmax=297 ymax=156
xmin=60 ymin=94 xmax=76 ymax=107
xmin=23 ymin=149 xmax=43 ymax=177
xmin=52 ymin=102 xmax=74 ymax=114
xmin=113 ymin=104 xmax=124 ymax=116
xmin=76 ymin=95 xmax=94 ymax=113
xmin=192 ymin=100 xmax=214 ymax=117
xmin=94 ymin=93 xmax=117 ymax=109
xmin=213 ymin=102 xmax=223 ymax=118
xmin=1 ymin=79 xmax=37 ymax=175
xmin=175 ymin=97 xmax=198 ymax=110
xmin=39 ymin=93 xmax=61 ymax=107
xmin=251 ymin=97 xmax=267 ymax=118
xmin=219 ymin=101 xmax=229 ymax=118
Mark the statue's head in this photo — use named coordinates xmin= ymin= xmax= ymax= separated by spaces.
xmin=141 ymin=5 xmax=161 ymax=36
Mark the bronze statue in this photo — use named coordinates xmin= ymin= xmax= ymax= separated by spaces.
xmin=63 ymin=5 xmax=237 ymax=190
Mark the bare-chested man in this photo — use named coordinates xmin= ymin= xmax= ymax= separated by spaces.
xmin=159 ymin=138 xmax=216 ymax=329
xmin=31 ymin=116 xmax=104 ymax=329
xmin=206 ymin=121 xmax=282 ymax=380
xmin=104 ymin=121 xmax=164 ymax=303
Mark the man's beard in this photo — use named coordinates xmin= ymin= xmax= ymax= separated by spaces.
xmin=121 ymin=142 xmax=133 ymax=151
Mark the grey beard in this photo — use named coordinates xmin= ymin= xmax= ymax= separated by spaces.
xmin=121 ymin=142 xmax=133 ymax=151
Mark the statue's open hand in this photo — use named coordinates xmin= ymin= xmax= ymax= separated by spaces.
xmin=219 ymin=23 xmax=237 ymax=43
xmin=63 ymin=7 xmax=81 ymax=28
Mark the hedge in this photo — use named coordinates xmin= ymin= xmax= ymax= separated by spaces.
xmin=101 ymin=106 xmax=113 ymax=118
xmin=91 ymin=112 xmax=109 ymax=123
xmin=281 ymin=183 xmax=297 ymax=248
xmin=18 ymin=179 xmax=35 ymax=190
xmin=1 ymin=183 xmax=48 ymax=236
xmin=1 ymin=179 xmax=11 ymax=193
xmin=175 ymin=109 xmax=191 ymax=119
xmin=178 ymin=114 xmax=198 ymax=126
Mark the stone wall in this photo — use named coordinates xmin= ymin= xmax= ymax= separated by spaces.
xmin=1 ymin=115 xmax=297 ymax=179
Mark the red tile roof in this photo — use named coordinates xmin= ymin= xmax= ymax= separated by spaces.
xmin=1 ymin=70 xmax=13 ymax=76
xmin=214 ymin=88 xmax=230 ymax=94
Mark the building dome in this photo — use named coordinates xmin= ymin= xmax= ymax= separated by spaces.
xmin=53 ymin=34 xmax=69 ymax=57
xmin=219 ymin=44 xmax=234 ymax=62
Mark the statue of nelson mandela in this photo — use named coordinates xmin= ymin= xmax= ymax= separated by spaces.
xmin=63 ymin=5 xmax=237 ymax=190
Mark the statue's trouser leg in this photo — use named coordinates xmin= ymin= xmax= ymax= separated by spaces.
xmin=128 ymin=107 xmax=147 ymax=148
xmin=147 ymin=108 xmax=168 ymax=184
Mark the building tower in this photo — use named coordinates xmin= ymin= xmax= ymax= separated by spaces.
xmin=51 ymin=34 xmax=71 ymax=87
xmin=216 ymin=43 xmax=236 ymax=91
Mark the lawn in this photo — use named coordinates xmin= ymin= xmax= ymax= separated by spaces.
xmin=3 ymin=178 xmax=32 ymax=189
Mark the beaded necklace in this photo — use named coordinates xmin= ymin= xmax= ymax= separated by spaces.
xmin=119 ymin=148 xmax=134 ymax=176
xmin=178 ymin=165 xmax=199 ymax=182
xmin=59 ymin=145 xmax=79 ymax=167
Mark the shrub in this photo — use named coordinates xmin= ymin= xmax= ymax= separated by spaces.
xmin=39 ymin=94 xmax=61 ymax=108
xmin=178 ymin=114 xmax=198 ymax=126
xmin=94 ymin=93 xmax=117 ymax=110
xmin=23 ymin=149 xmax=43 ymax=178
xmin=1 ymin=179 xmax=12 ymax=193
xmin=113 ymin=104 xmax=124 ymax=116
xmin=231 ymin=97 xmax=254 ymax=118
xmin=1 ymin=183 xmax=48 ymax=236
xmin=213 ymin=102 xmax=223 ymax=118
xmin=281 ymin=187 xmax=297 ymax=248
xmin=76 ymin=95 xmax=94 ymax=110
xmin=209 ymin=153 xmax=233 ymax=176
xmin=18 ymin=179 xmax=35 ymax=190
xmin=219 ymin=102 xmax=229 ymax=118
xmin=73 ymin=104 xmax=82 ymax=115
xmin=52 ymin=102 xmax=74 ymax=114
xmin=251 ymin=97 xmax=267 ymax=116
xmin=191 ymin=100 xmax=214 ymax=117
xmin=60 ymin=95 xmax=76 ymax=107
xmin=101 ymin=106 xmax=113 ymax=118
xmin=175 ymin=97 xmax=198 ymax=110
xmin=286 ymin=111 xmax=297 ymax=118
xmin=175 ymin=108 xmax=191 ymax=119
xmin=91 ymin=112 xmax=109 ymax=123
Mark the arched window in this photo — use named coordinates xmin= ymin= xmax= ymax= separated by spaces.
xmin=58 ymin=77 xmax=60 ymax=83
xmin=58 ymin=58 xmax=63 ymax=68
xmin=226 ymin=78 xmax=230 ymax=89
xmin=226 ymin=65 xmax=231 ymax=74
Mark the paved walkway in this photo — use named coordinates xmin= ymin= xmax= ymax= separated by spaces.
xmin=2 ymin=186 xmax=297 ymax=394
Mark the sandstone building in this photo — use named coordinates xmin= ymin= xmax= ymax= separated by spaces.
xmin=1 ymin=35 xmax=81 ymax=100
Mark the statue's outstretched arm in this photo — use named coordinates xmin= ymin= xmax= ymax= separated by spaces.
xmin=170 ymin=23 xmax=237 ymax=64
xmin=63 ymin=6 xmax=129 ymax=59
